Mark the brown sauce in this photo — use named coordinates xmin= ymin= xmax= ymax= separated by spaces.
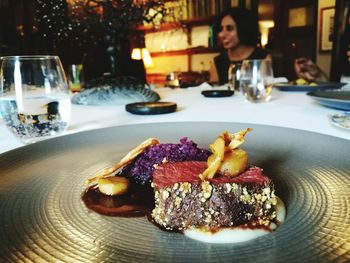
xmin=82 ymin=178 xmax=282 ymax=239
xmin=146 ymin=214 xmax=184 ymax=233
xmin=82 ymin=182 xmax=154 ymax=217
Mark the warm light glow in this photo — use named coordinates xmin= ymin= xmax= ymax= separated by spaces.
xmin=259 ymin=20 xmax=275 ymax=28
xmin=259 ymin=20 xmax=275 ymax=47
xmin=160 ymin=43 xmax=166 ymax=51
xmin=131 ymin=48 xmax=154 ymax=68
xmin=141 ymin=48 xmax=154 ymax=68
xmin=131 ymin=48 xmax=142 ymax=60
xmin=67 ymin=0 xmax=103 ymax=14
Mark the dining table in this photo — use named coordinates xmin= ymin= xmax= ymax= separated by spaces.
xmin=0 ymin=83 xmax=349 ymax=263
xmin=0 ymin=83 xmax=349 ymax=154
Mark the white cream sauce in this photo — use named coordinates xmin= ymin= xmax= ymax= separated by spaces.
xmin=184 ymin=196 xmax=286 ymax=243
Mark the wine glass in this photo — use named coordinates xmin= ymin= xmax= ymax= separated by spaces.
xmin=239 ymin=59 xmax=274 ymax=102
xmin=0 ymin=56 xmax=71 ymax=144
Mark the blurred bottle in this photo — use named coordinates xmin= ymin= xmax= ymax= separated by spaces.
xmin=208 ymin=25 xmax=214 ymax=48
xmin=166 ymin=71 xmax=181 ymax=88
xmin=68 ymin=64 xmax=83 ymax=92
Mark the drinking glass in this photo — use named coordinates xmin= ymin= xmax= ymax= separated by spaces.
xmin=0 ymin=56 xmax=71 ymax=144
xmin=239 ymin=59 xmax=274 ymax=102
xmin=227 ymin=63 xmax=241 ymax=91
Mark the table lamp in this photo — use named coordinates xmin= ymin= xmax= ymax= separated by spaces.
xmin=131 ymin=48 xmax=154 ymax=68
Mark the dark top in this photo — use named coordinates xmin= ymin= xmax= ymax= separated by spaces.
xmin=214 ymin=47 xmax=269 ymax=85
xmin=339 ymin=5 xmax=350 ymax=76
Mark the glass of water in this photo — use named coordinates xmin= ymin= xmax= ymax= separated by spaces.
xmin=239 ymin=59 xmax=274 ymax=102
xmin=0 ymin=56 xmax=71 ymax=144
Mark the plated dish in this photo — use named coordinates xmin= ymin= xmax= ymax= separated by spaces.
xmin=0 ymin=122 xmax=349 ymax=262
xmin=274 ymin=82 xmax=345 ymax=92
xmin=84 ymin=129 xmax=285 ymax=243
xmin=307 ymin=91 xmax=350 ymax=110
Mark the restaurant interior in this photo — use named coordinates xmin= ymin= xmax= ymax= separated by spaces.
xmin=0 ymin=1 xmax=349 ymax=262
xmin=0 ymin=0 xmax=347 ymax=85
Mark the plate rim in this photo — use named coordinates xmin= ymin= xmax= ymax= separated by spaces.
xmin=307 ymin=91 xmax=350 ymax=111
xmin=274 ymin=82 xmax=346 ymax=91
xmin=307 ymin=90 xmax=350 ymax=102
xmin=1 ymin=121 xmax=349 ymax=158
xmin=0 ymin=121 xmax=349 ymax=262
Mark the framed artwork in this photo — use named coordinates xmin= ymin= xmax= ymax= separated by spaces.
xmin=288 ymin=6 xmax=314 ymax=28
xmin=319 ymin=7 xmax=335 ymax=52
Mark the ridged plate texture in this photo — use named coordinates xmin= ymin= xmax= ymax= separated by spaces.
xmin=0 ymin=122 xmax=349 ymax=262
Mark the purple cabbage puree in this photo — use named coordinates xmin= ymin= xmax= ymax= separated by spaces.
xmin=121 ymin=137 xmax=211 ymax=184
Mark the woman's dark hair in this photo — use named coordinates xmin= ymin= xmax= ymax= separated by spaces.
xmin=218 ymin=7 xmax=259 ymax=46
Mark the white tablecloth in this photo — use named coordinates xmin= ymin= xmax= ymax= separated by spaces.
xmin=1 ymin=83 xmax=349 ymax=154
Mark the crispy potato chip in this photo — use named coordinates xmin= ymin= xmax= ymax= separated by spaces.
xmin=86 ymin=138 xmax=160 ymax=184
xmin=199 ymin=135 xmax=225 ymax=180
xmin=199 ymin=128 xmax=252 ymax=180
xmin=227 ymin=128 xmax=252 ymax=150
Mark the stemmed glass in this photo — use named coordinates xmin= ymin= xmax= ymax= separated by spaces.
xmin=0 ymin=56 xmax=71 ymax=144
xmin=239 ymin=59 xmax=274 ymax=102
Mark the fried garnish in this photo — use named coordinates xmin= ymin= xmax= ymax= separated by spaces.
xmin=218 ymin=148 xmax=248 ymax=177
xmin=98 ymin=176 xmax=130 ymax=196
xmin=199 ymin=128 xmax=252 ymax=180
xmin=86 ymin=138 xmax=160 ymax=184
xmin=227 ymin=128 xmax=252 ymax=150
xmin=199 ymin=134 xmax=225 ymax=180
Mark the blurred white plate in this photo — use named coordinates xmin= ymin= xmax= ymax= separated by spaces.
xmin=307 ymin=90 xmax=350 ymax=110
xmin=275 ymin=82 xmax=346 ymax=92
xmin=330 ymin=112 xmax=350 ymax=130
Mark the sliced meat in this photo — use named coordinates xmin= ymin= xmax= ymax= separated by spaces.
xmin=152 ymin=161 xmax=269 ymax=188
xmin=151 ymin=162 xmax=276 ymax=231
xmin=152 ymin=161 xmax=207 ymax=188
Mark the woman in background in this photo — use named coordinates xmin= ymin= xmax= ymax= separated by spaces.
xmin=209 ymin=7 xmax=270 ymax=85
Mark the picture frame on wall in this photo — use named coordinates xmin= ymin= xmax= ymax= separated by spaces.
xmin=319 ymin=7 xmax=335 ymax=52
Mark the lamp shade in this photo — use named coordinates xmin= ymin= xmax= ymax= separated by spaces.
xmin=131 ymin=48 xmax=142 ymax=60
xmin=131 ymin=48 xmax=154 ymax=68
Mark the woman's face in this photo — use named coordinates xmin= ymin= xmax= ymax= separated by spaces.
xmin=218 ymin=15 xmax=240 ymax=49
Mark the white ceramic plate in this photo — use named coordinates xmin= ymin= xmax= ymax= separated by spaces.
xmin=330 ymin=112 xmax=350 ymax=130
xmin=274 ymin=82 xmax=345 ymax=92
xmin=307 ymin=91 xmax=350 ymax=110
xmin=0 ymin=122 xmax=349 ymax=262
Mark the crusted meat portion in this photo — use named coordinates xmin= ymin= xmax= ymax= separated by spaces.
xmin=151 ymin=161 xmax=277 ymax=231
